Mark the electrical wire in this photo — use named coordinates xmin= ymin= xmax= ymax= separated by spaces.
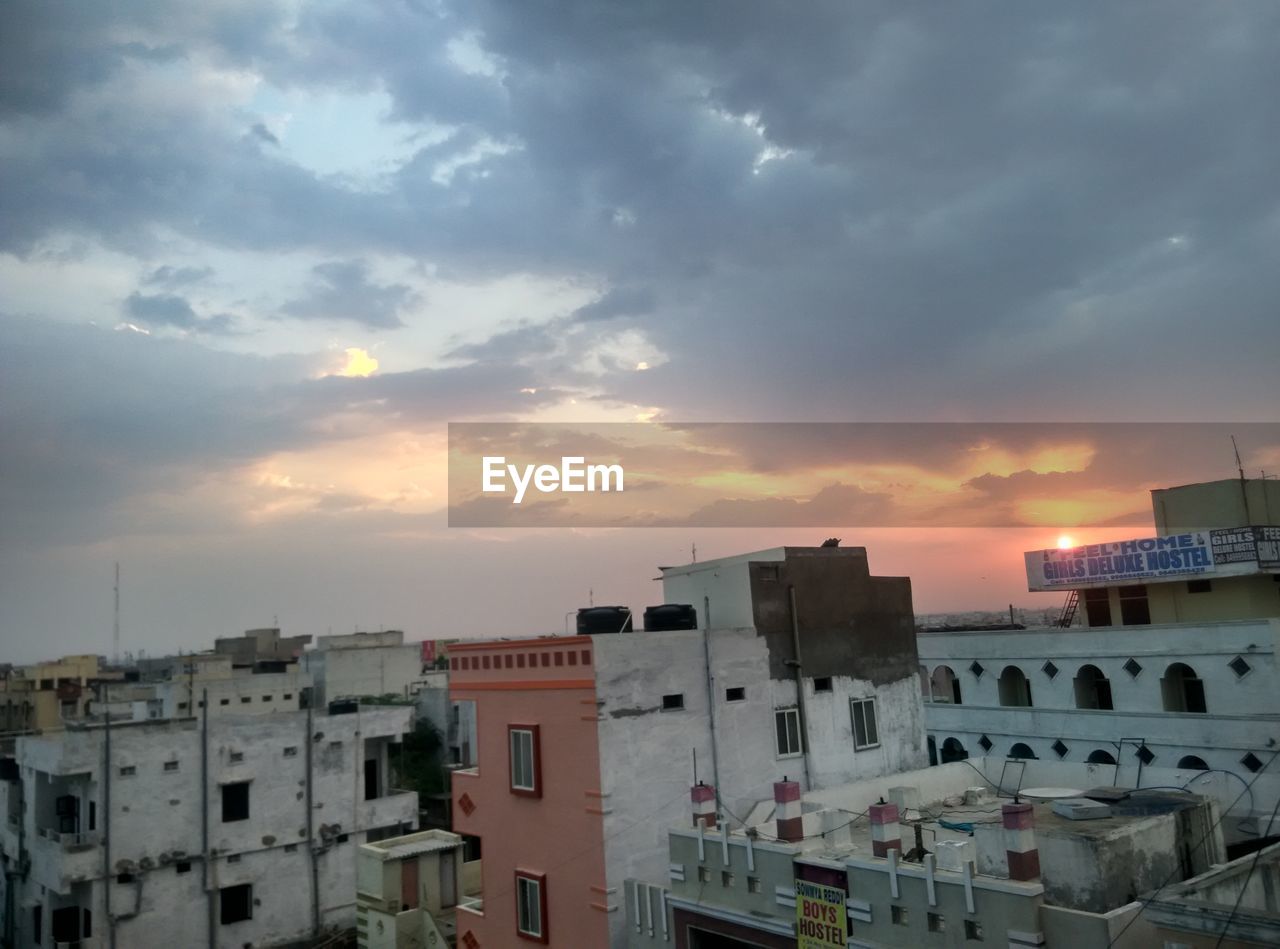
xmin=1212 ymin=794 xmax=1280 ymax=949
xmin=1106 ymin=748 xmax=1279 ymax=948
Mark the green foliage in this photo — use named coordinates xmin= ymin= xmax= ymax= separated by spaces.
xmin=394 ymin=719 xmax=448 ymax=796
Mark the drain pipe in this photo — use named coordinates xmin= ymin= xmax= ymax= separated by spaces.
xmin=104 ymin=711 xmax=116 ymax=949
xmin=787 ymin=586 xmax=814 ymax=791
xmin=306 ymin=703 xmax=320 ymax=938
xmin=202 ymin=689 xmax=214 ymax=949
xmin=700 ymin=596 xmax=723 ymax=820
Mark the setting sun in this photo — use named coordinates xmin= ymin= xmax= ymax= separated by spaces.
xmin=1057 ymin=534 xmax=1074 ymax=549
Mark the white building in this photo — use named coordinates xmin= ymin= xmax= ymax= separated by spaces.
xmin=0 ymin=705 xmax=417 ymax=948
xmin=302 ymin=630 xmax=428 ymax=708
xmin=918 ymin=478 xmax=1280 ymax=847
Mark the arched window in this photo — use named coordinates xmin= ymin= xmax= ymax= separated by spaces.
xmin=1161 ymin=663 xmax=1207 ymax=713
xmin=998 ymin=666 xmax=1032 ymax=707
xmin=1087 ymin=749 xmax=1117 ymax=765
xmin=931 ymin=666 xmax=962 ymax=705
xmin=1177 ymin=755 xmax=1210 ymax=771
xmin=940 ymin=737 xmax=968 ymax=763
xmin=1073 ymin=664 xmax=1114 ymax=710
xmin=1009 ymin=742 xmax=1037 ymax=760
xmin=919 ymin=664 xmax=931 ymax=699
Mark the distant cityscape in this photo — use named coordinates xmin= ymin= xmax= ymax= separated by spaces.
xmin=1 ymin=476 xmax=1277 ymax=947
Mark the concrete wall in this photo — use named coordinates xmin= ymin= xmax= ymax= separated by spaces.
xmin=1152 ymin=478 xmax=1280 ymax=533
xmin=304 ymin=644 xmax=424 ymax=707
xmin=594 ymin=625 xmax=926 ymax=946
xmin=918 ymin=619 xmax=1279 ymax=781
xmin=659 ymin=548 xmax=785 ymax=630
xmin=1 ymin=705 xmax=415 ymax=948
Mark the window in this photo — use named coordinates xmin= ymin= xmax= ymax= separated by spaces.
xmin=1177 ymin=755 xmax=1209 ymax=771
xmin=721 ymin=871 xmax=734 ymax=887
xmin=775 ymin=707 xmax=802 ymax=757
xmin=515 ymin=871 xmax=546 ymax=942
xmin=931 ymin=666 xmax=962 ymax=705
xmin=850 ymin=697 xmax=879 ymax=749
xmin=509 ymin=725 xmax=541 ymax=797
xmin=747 ymin=876 xmax=761 ymax=893
xmin=283 ymin=746 xmax=298 ymax=758
xmin=891 ymin=905 xmax=909 ymax=926
xmin=928 ymin=912 xmax=946 ymax=933
xmin=177 ymin=702 xmax=188 ymax=711
xmin=240 ymin=696 xmax=252 ymax=704
xmin=1083 ymin=588 xmax=1112 ymax=627
xmin=698 ymin=866 xmax=712 ymax=883
xmin=219 ymin=883 xmax=253 ymax=925
xmin=1073 ymin=664 xmax=1113 ymax=710
xmin=229 ymin=751 xmax=244 ymax=763
xmin=220 ymin=698 xmax=230 ymax=706
xmin=261 ymin=695 xmax=272 ymax=702
xmin=813 ymin=676 xmax=833 ymax=693
xmin=336 ymin=833 xmax=349 ymax=843
xmin=119 ymin=765 xmax=136 ymax=777
xmin=725 ymin=687 xmax=746 ymax=702
xmin=176 ymin=861 xmax=191 ymax=873
xmin=283 ymin=693 xmax=292 ymax=701
xmin=1187 ymin=579 xmax=1212 ymax=593
xmin=1161 ymin=663 xmax=1206 ymax=713
xmin=163 ymin=760 xmax=179 ymax=772
xmin=32 ymin=906 xmax=41 ymax=945
xmin=221 ymin=781 xmax=250 ymax=822
xmin=1087 ymin=749 xmax=1117 ymax=765
xmin=661 ymin=693 xmax=684 ymax=711
xmin=997 ymin=666 xmax=1032 ymax=707
xmin=117 ymin=872 xmax=135 ymax=884
xmin=284 ymin=843 xmax=298 ymax=853
xmin=964 ymin=919 xmax=984 ymax=940
xmin=226 ymin=853 xmax=241 ymax=864
xmin=1118 ymin=585 xmax=1151 ymax=626
xmin=1009 ymin=743 xmax=1037 ymax=760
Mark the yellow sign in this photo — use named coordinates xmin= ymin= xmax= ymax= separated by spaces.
xmin=795 ymin=879 xmax=847 ymax=948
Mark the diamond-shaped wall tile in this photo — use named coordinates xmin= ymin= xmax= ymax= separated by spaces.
xmin=1229 ymin=656 xmax=1252 ymax=678
xmin=969 ymin=661 xmax=985 ymax=678
xmin=1241 ymin=752 xmax=1264 ymax=774
xmin=458 ymin=792 xmax=476 ymax=816
xmin=1052 ymin=739 xmax=1069 ymax=759
xmin=978 ymin=734 xmax=993 ymax=752
xmin=1123 ymin=658 xmax=1143 ymax=678
xmin=1042 ymin=661 xmax=1059 ymax=679
xmin=1135 ymin=745 xmax=1155 ymax=765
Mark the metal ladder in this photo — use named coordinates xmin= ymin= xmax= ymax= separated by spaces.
xmin=1056 ymin=589 xmax=1079 ymax=628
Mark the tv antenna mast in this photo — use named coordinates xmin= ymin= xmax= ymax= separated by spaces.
xmin=113 ymin=562 xmax=121 ymax=665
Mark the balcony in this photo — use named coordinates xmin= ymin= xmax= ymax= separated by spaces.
xmin=357 ymin=787 xmax=419 ymax=831
xmin=37 ymin=827 xmax=101 ymax=852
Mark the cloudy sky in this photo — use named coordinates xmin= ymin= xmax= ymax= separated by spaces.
xmin=2 ymin=2 xmax=1278 ymax=661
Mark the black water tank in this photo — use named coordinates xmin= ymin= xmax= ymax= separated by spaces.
xmin=643 ymin=604 xmax=698 ymax=631
xmin=576 ymin=606 xmax=633 ymax=634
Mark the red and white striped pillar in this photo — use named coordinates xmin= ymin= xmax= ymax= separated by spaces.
xmin=1003 ymin=802 xmax=1040 ymax=880
xmin=774 ymin=780 xmax=803 ymax=842
xmin=691 ymin=783 xmax=717 ymax=829
xmin=868 ymin=801 xmax=901 ymax=857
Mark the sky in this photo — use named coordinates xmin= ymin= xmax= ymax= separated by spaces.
xmin=2 ymin=2 xmax=1279 ymax=662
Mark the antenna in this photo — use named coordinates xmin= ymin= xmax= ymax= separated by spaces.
xmin=113 ymin=562 xmax=120 ymax=665
xmin=692 ymin=542 xmax=697 ymax=563
xmin=589 ymin=587 xmax=594 ymax=607
xmin=1231 ymin=435 xmax=1254 ymax=524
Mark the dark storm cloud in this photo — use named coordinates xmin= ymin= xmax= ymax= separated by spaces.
xmin=2 ymin=1 xmax=1279 ymax=436
xmin=279 ymin=260 xmax=417 ymax=329
xmin=123 ymin=291 xmax=237 ymax=335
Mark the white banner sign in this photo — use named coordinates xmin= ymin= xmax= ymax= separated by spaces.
xmin=1026 ymin=532 xmax=1214 ymax=591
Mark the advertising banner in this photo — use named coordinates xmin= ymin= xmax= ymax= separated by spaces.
xmin=1210 ymin=527 xmax=1259 ymax=565
xmin=795 ymin=879 xmax=847 ymax=949
xmin=1026 ymin=532 xmax=1214 ymax=591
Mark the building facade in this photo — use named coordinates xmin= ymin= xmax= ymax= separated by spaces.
xmin=449 ymin=545 xmax=929 ymax=948
xmin=0 ymin=704 xmax=417 ymax=948
xmin=919 ymin=478 xmax=1280 ymax=845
